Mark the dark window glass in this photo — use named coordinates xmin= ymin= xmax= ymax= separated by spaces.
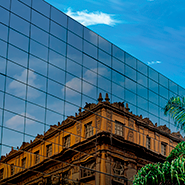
xmin=50 ymin=35 xmax=66 ymax=56
xmin=68 ymin=17 xmax=83 ymax=37
xmin=0 ymin=6 xmax=9 ymax=25
xmin=0 ymin=57 xmax=6 ymax=75
xmin=99 ymin=36 xmax=111 ymax=54
xmin=30 ymin=40 xmax=48 ymax=61
xmin=84 ymin=41 xmax=97 ymax=59
xmin=137 ymin=84 xmax=148 ymax=99
xmin=32 ymin=0 xmax=50 ymax=17
xmin=125 ymin=77 xmax=136 ymax=93
xmin=11 ymin=0 xmax=30 ymax=21
xmin=8 ymin=45 xmax=28 ymax=67
xmin=67 ymin=45 xmax=82 ymax=64
xmin=9 ymin=29 xmax=29 ymax=51
xmin=49 ymin=50 xmax=65 ymax=70
xmin=159 ymin=74 xmax=168 ymax=88
xmin=159 ymin=85 xmax=168 ymax=99
xmin=169 ymin=80 xmax=177 ymax=94
xmin=0 ymin=23 xmax=8 ymax=41
xmin=125 ymin=64 xmax=136 ymax=81
xmin=0 ymin=0 xmax=10 ymax=9
xmin=10 ymin=13 xmax=29 ymax=36
xmin=113 ymin=45 xmax=124 ymax=62
xmin=29 ymin=55 xmax=47 ymax=76
xmin=149 ymin=79 xmax=158 ymax=93
xmin=98 ymin=49 xmax=111 ymax=67
xmin=137 ymin=60 xmax=147 ymax=75
xmin=68 ymin=31 xmax=82 ymax=50
xmin=31 ymin=25 xmax=48 ymax=46
xmin=84 ymin=27 xmax=97 ymax=46
xmin=125 ymin=89 xmax=136 ymax=105
xmin=32 ymin=10 xmax=49 ymax=32
xmin=125 ymin=53 xmax=136 ymax=69
xmin=50 ymin=21 xmax=66 ymax=42
xmin=51 ymin=6 xmax=67 ymax=28
xmin=112 ymin=57 xmax=124 ymax=74
xmin=149 ymin=90 xmax=158 ymax=105
xmin=149 ymin=67 xmax=158 ymax=82
xmin=0 ymin=40 xmax=7 ymax=57
xmin=137 ymin=72 xmax=147 ymax=87
xmin=83 ymin=54 xmax=97 ymax=71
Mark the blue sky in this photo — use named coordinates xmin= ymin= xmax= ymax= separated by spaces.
xmin=45 ymin=0 xmax=185 ymax=89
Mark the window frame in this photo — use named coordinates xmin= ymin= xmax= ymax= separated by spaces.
xmin=161 ymin=142 xmax=167 ymax=156
xmin=85 ymin=122 xmax=93 ymax=138
xmin=63 ymin=135 xmax=71 ymax=148
xmin=34 ymin=150 xmax=40 ymax=164
xmin=115 ymin=120 xmax=124 ymax=137
xmin=146 ymin=136 xmax=151 ymax=149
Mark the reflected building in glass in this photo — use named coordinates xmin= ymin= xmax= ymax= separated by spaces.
xmin=0 ymin=0 xmax=185 ymax=184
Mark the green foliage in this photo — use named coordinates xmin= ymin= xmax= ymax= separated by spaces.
xmin=164 ymin=96 xmax=185 ymax=131
xmin=133 ymin=141 xmax=185 ymax=185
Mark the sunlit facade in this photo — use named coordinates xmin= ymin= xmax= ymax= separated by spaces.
xmin=0 ymin=0 xmax=185 ymax=184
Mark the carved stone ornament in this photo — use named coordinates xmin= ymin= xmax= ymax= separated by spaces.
xmin=96 ymin=110 xmax=102 ymax=132
xmin=51 ymin=175 xmax=60 ymax=184
xmin=112 ymin=160 xmax=125 ymax=183
xmin=127 ymin=130 xmax=134 ymax=142
xmin=158 ymin=125 xmax=171 ymax=134
xmin=106 ymin=109 xmax=112 ymax=132
xmin=75 ymin=123 xmax=82 ymax=143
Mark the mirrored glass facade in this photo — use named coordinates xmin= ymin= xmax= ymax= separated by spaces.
xmin=0 ymin=0 xmax=185 ymax=184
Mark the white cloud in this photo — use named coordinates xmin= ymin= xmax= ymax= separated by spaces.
xmin=9 ymin=70 xmax=41 ymax=98
xmin=6 ymin=113 xmax=35 ymax=129
xmin=147 ymin=61 xmax=161 ymax=65
xmin=63 ymin=68 xmax=107 ymax=96
xmin=66 ymin=8 xmax=119 ymax=26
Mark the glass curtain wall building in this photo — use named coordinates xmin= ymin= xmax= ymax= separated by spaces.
xmin=0 ymin=0 xmax=185 ymax=184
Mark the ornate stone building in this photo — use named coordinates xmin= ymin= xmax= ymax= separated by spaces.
xmin=0 ymin=93 xmax=184 ymax=185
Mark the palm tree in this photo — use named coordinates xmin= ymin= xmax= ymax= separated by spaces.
xmin=164 ymin=96 xmax=185 ymax=132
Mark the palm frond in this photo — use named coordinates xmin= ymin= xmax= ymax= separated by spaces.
xmin=164 ymin=96 xmax=185 ymax=132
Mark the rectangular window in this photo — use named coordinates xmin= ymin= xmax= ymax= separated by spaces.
xmin=0 ymin=168 xmax=3 ymax=179
xmin=11 ymin=164 xmax=14 ymax=175
xmin=63 ymin=135 xmax=70 ymax=148
xmin=161 ymin=143 xmax=166 ymax=155
xmin=22 ymin=158 xmax=26 ymax=168
xmin=46 ymin=144 xmax=52 ymax=157
xmin=85 ymin=122 xmax=93 ymax=138
xmin=146 ymin=136 xmax=151 ymax=149
xmin=115 ymin=120 xmax=124 ymax=137
xmin=34 ymin=151 xmax=40 ymax=164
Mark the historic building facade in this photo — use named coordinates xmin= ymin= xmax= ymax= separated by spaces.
xmin=0 ymin=94 xmax=183 ymax=184
xmin=0 ymin=0 xmax=185 ymax=184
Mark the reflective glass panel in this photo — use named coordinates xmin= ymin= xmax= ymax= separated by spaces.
xmin=0 ymin=0 xmax=10 ymax=9
xmin=9 ymin=29 xmax=29 ymax=51
xmin=68 ymin=31 xmax=82 ymax=50
xmin=137 ymin=60 xmax=147 ymax=75
xmin=137 ymin=96 xmax=148 ymax=111
xmin=0 ymin=40 xmax=7 ymax=58
xmin=169 ymin=80 xmax=177 ymax=94
xmin=84 ymin=27 xmax=97 ymax=46
xmin=0 ymin=6 xmax=9 ymax=25
xmin=112 ymin=83 xmax=124 ymax=100
xmin=125 ymin=89 xmax=136 ymax=105
xmin=11 ymin=0 xmax=30 ymax=21
xmin=159 ymin=74 xmax=168 ymax=88
xmin=113 ymin=45 xmax=124 ymax=62
xmin=31 ymin=25 xmax=48 ymax=46
xmin=50 ymin=20 xmax=66 ymax=42
xmin=0 ymin=23 xmax=8 ymax=42
xmin=149 ymin=79 xmax=158 ymax=93
xmin=32 ymin=0 xmax=50 ymax=17
xmin=67 ymin=59 xmax=82 ymax=77
xmin=10 ymin=13 xmax=30 ymax=36
xmin=32 ymin=10 xmax=49 ymax=32
xmin=137 ymin=84 xmax=148 ymax=99
xmin=83 ymin=54 xmax=97 ymax=71
xmin=112 ymin=70 xmax=124 ymax=86
xmin=98 ymin=49 xmax=111 ymax=67
xmin=149 ymin=90 xmax=158 ymax=105
xmin=125 ymin=53 xmax=136 ymax=69
xmin=68 ymin=17 xmax=83 ymax=37
xmin=83 ymin=41 xmax=97 ymax=59
xmin=99 ymin=36 xmax=111 ymax=54
xmin=83 ymin=68 xmax=97 ymax=86
xmin=67 ymin=45 xmax=82 ymax=64
xmin=125 ymin=64 xmax=136 ymax=81
xmin=137 ymin=72 xmax=147 ymax=87
xmin=19 ymin=0 xmax=31 ymax=6
xmin=0 ymin=57 xmax=6 ymax=75
xmin=30 ymin=40 xmax=48 ymax=61
xmin=51 ymin=6 xmax=67 ymax=28
xmin=159 ymin=85 xmax=168 ymax=99
xmin=125 ymin=77 xmax=136 ymax=93
xmin=149 ymin=67 xmax=158 ymax=82
xmin=112 ymin=57 xmax=124 ymax=74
